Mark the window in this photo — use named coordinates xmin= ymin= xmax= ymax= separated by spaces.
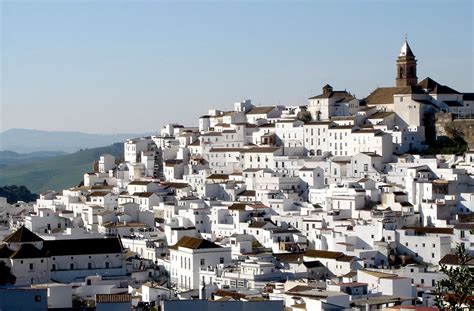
xmin=105 ymin=262 xmax=110 ymax=268
xmin=200 ymin=258 xmax=205 ymax=266
xmin=220 ymin=257 xmax=224 ymax=264
xmin=70 ymin=263 xmax=74 ymax=270
xmin=29 ymin=263 xmax=34 ymax=271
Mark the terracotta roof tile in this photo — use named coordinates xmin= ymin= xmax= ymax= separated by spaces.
xmin=169 ymin=236 xmax=221 ymax=250
xmin=3 ymin=226 xmax=43 ymax=243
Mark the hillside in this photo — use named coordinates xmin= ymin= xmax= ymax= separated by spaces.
xmin=0 ymin=143 xmax=123 ymax=193
xmin=0 ymin=128 xmax=151 ymax=153
xmin=0 ymin=150 xmax=68 ymax=169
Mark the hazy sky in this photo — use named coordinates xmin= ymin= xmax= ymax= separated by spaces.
xmin=1 ymin=0 xmax=473 ymax=134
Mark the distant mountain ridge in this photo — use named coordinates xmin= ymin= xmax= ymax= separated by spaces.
xmin=0 ymin=143 xmax=124 ymax=193
xmin=0 ymin=128 xmax=154 ymax=153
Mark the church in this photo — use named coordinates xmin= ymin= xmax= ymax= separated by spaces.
xmin=365 ymin=39 xmax=473 ymax=153
xmin=308 ymin=39 xmax=474 ymax=154
xmin=0 ymin=226 xmax=126 ymax=286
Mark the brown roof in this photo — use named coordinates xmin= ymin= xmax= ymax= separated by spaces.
xmin=96 ymin=294 xmax=131 ymax=304
xmin=164 ymin=159 xmax=183 ymax=166
xmin=134 ymin=192 xmax=156 ymax=198
xmin=163 ymin=182 xmax=190 ymax=189
xmin=359 ymin=269 xmax=398 ymax=279
xmin=248 ymin=221 xmax=271 ymax=228
xmin=242 ymin=147 xmax=281 ymax=153
xmin=246 ymin=106 xmax=276 ymax=115
xmin=369 ymin=111 xmax=395 ymax=119
xmin=207 ymin=174 xmax=229 ymax=180
xmin=89 ymin=191 xmax=111 ymax=197
xmin=10 ymin=243 xmax=47 ymax=259
xmin=274 ymin=253 xmax=303 ymax=263
xmin=128 ymin=180 xmax=153 ymax=185
xmin=258 ymin=123 xmax=276 ymax=128
xmin=239 ymin=190 xmax=256 ymax=197
xmin=418 ymin=77 xmax=460 ymax=94
xmin=403 ymin=226 xmax=454 ymax=235
xmin=169 ymin=236 xmax=222 ymax=250
xmin=287 ymin=285 xmax=316 ymax=293
xmin=304 ymin=250 xmax=344 ymax=259
xmin=209 ymin=147 xmax=244 ymax=153
xmin=454 ymin=223 xmax=474 ymax=230
xmin=228 ymin=203 xmax=247 ymax=211
xmin=308 ymin=90 xmax=354 ymax=101
xmin=201 ymin=132 xmax=222 ymax=136
xmin=43 ymin=237 xmax=123 ymax=256
xmin=365 ymin=86 xmax=426 ymax=105
xmin=188 ymin=140 xmax=201 ymax=146
xmin=439 ymin=254 xmax=474 ymax=267
xmin=3 ymin=226 xmax=43 ymax=243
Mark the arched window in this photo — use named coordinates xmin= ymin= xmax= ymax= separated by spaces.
xmin=399 ymin=66 xmax=404 ymax=78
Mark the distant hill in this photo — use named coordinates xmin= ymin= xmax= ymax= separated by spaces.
xmin=0 ymin=143 xmax=123 ymax=194
xmin=0 ymin=150 xmax=68 ymax=169
xmin=0 ymin=128 xmax=153 ymax=153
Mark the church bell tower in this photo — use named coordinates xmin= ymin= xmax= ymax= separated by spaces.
xmin=396 ymin=38 xmax=418 ymax=87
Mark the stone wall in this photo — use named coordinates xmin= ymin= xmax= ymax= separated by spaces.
xmin=454 ymin=119 xmax=474 ymax=149
xmin=434 ymin=112 xmax=474 ymax=149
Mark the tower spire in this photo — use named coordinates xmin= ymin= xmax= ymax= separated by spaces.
xmin=396 ymin=38 xmax=417 ymax=87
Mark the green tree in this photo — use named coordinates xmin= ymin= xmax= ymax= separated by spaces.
xmin=0 ymin=261 xmax=16 ymax=286
xmin=72 ymin=295 xmax=86 ymax=307
xmin=0 ymin=185 xmax=38 ymax=204
xmin=297 ymin=110 xmax=312 ymax=123
xmin=435 ymin=243 xmax=474 ymax=310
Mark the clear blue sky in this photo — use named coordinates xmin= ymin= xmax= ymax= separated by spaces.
xmin=1 ymin=0 xmax=473 ymax=134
